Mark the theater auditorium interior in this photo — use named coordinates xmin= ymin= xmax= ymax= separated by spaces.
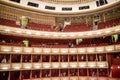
xmin=0 ymin=0 xmax=120 ymax=80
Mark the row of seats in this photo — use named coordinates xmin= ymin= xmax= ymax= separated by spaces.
xmin=0 ymin=18 xmax=54 ymax=31
xmin=112 ymin=58 xmax=120 ymax=65
xmin=62 ymin=23 xmax=91 ymax=32
xmin=111 ymin=65 xmax=120 ymax=78
xmin=0 ymin=18 xmax=20 ymax=28
xmin=1 ymin=33 xmax=120 ymax=48
xmin=27 ymin=22 xmax=55 ymax=32
xmin=0 ymin=68 xmax=108 ymax=80
xmin=0 ymin=18 xmax=120 ymax=32
xmin=0 ymin=35 xmax=119 ymax=48
xmin=0 ymin=54 xmax=107 ymax=63
xmin=98 ymin=18 xmax=120 ymax=29
xmin=62 ymin=18 xmax=120 ymax=32
xmin=0 ymin=40 xmax=115 ymax=48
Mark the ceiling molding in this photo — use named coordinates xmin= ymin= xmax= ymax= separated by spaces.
xmin=0 ymin=0 xmax=120 ymax=17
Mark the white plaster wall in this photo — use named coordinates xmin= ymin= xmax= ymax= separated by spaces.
xmin=15 ymin=0 xmax=120 ymax=13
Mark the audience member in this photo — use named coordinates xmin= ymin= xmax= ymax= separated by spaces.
xmin=1 ymin=56 xmax=7 ymax=63
xmin=23 ymin=39 xmax=29 ymax=47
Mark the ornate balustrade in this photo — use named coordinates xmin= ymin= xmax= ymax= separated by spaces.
xmin=0 ymin=44 xmax=120 ymax=54
xmin=22 ymin=77 xmax=119 ymax=80
xmin=0 ymin=25 xmax=120 ymax=39
xmin=0 ymin=61 xmax=108 ymax=71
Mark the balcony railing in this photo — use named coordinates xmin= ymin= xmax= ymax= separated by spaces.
xmin=0 ymin=44 xmax=120 ymax=54
xmin=0 ymin=25 xmax=120 ymax=39
xmin=22 ymin=77 xmax=119 ymax=80
xmin=0 ymin=61 xmax=108 ymax=70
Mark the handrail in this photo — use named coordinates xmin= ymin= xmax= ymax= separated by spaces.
xmin=0 ymin=44 xmax=120 ymax=54
xmin=0 ymin=25 xmax=120 ymax=39
xmin=23 ymin=77 xmax=119 ymax=80
xmin=0 ymin=62 xmax=108 ymax=71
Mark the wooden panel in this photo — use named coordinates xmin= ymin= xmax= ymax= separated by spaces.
xmin=51 ymin=62 xmax=60 ymax=68
xmin=43 ymin=48 xmax=51 ymax=54
xmin=11 ymin=63 xmax=22 ymax=70
xmin=78 ymin=62 xmax=87 ymax=68
xmin=79 ymin=77 xmax=88 ymax=80
xmin=87 ymin=47 xmax=95 ymax=53
xmin=22 ymin=63 xmax=32 ymax=69
xmin=42 ymin=78 xmax=51 ymax=80
xmin=96 ymin=47 xmax=104 ymax=52
xmin=51 ymin=48 xmax=59 ymax=54
xmin=70 ymin=77 xmax=78 ymax=80
xmin=61 ymin=77 xmax=69 ymax=80
xmin=69 ymin=62 xmax=78 ymax=68
xmin=52 ymin=77 xmax=60 ymax=80
xmin=88 ymin=77 xmax=97 ymax=80
xmin=0 ymin=63 xmax=10 ymax=70
xmin=97 ymin=61 xmax=108 ymax=68
xmin=43 ymin=62 xmax=51 ymax=68
xmin=78 ymin=48 xmax=86 ymax=54
xmin=33 ymin=48 xmax=42 ymax=54
xmin=69 ymin=48 xmax=77 ymax=54
xmin=0 ymin=46 xmax=12 ymax=52
xmin=61 ymin=62 xmax=69 ymax=68
xmin=32 ymin=63 xmax=42 ymax=69
xmin=108 ymin=78 xmax=119 ymax=80
xmin=115 ymin=45 xmax=120 ymax=50
xmin=13 ymin=46 xmax=22 ymax=53
xmin=105 ymin=45 xmax=114 ymax=52
xmin=60 ymin=48 xmax=68 ymax=54
xmin=32 ymin=79 xmax=39 ymax=80
xmin=98 ymin=77 xmax=108 ymax=80
xmin=23 ymin=47 xmax=33 ymax=54
xmin=88 ymin=62 xmax=97 ymax=68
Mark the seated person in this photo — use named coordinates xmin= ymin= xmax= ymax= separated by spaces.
xmin=23 ymin=39 xmax=29 ymax=47
xmin=1 ymin=56 xmax=7 ymax=63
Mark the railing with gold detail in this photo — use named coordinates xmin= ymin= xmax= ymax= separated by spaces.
xmin=0 ymin=25 xmax=120 ymax=39
xmin=0 ymin=61 xmax=108 ymax=71
xmin=22 ymin=77 xmax=120 ymax=80
xmin=0 ymin=44 xmax=120 ymax=54
xmin=40 ymin=0 xmax=94 ymax=5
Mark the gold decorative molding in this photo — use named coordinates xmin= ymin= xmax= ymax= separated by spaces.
xmin=0 ymin=62 xmax=108 ymax=70
xmin=0 ymin=44 xmax=120 ymax=54
xmin=1 ymin=0 xmax=120 ymax=16
xmin=0 ymin=25 xmax=120 ymax=39
xmin=40 ymin=0 xmax=95 ymax=5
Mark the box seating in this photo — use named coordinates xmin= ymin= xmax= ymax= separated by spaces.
xmin=63 ymin=23 xmax=91 ymax=32
xmin=111 ymin=65 xmax=120 ymax=78
xmin=1 ymin=35 xmax=120 ymax=48
xmin=1 ymin=18 xmax=120 ymax=32
xmin=0 ymin=18 xmax=20 ymax=28
xmin=98 ymin=18 xmax=120 ymax=29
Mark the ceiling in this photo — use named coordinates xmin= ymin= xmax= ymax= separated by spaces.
xmin=39 ymin=0 xmax=95 ymax=5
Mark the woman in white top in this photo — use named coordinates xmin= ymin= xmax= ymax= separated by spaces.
xmin=1 ymin=56 xmax=7 ymax=63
